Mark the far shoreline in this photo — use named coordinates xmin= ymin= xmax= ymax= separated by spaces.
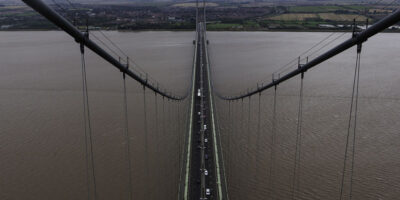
xmin=2 ymin=29 xmax=400 ymax=33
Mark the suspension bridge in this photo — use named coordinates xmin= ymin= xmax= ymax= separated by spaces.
xmin=11 ymin=0 xmax=400 ymax=199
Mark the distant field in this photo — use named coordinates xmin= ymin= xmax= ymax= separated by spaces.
xmin=269 ymin=13 xmax=318 ymax=21
xmin=318 ymin=13 xmax=367 ymax=21
xmin=288 ymin=5 xmax=370 ymax=13
xmin=240 ymin=2 xmax=274 ymax=8
xmin=340 ymin=5 xmax=370 ymax=11
xmin=288 ymin=5 xmax=343 ymax=13
xmin=207 ymin=23 xmax=242 ymax=30
xmin=268 ymin=13 xmax=368 ymax=22
xmin=369 ymin=8 xmax=393 ymax=13
xmin=0 ymin=6 xmax=26 ymax=9
xmin=0 ymin=5 xmax=29 ymax=11
xmin=171 ymin=3 xmax=218 ymax=8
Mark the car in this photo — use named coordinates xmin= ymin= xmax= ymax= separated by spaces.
xmin=204 ymin=169 xmax=208 ymax=176
xmin=206 ymin=188 xmax=211 ymax=196
xmin=205 ymin=154 xmax=208 ymax=160
xmin=204 ymin=138 xmax=208 ymax=143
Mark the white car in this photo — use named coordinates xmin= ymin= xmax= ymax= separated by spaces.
xmin=206 ymin=188 xmax=211 ymax=196
xmin=204 ymin=138 xmax=208 ymax=143
xmin=204 ymin=169 xmax=208 ymax=176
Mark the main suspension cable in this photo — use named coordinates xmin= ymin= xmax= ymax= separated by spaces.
xmin=274 ymin=32 xmax=336 ymax=77
xmin=269 ymin=0 xmax=390 ymax=81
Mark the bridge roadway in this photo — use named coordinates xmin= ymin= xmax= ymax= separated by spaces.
xmin=189 ymin=22 xmax=215 ymax=200
xmin=184 ymin=20 xmax=228 ymax=200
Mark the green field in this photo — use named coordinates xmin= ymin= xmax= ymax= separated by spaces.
xmin=268 ymin=13 xmax=368 ymax=22
xmin=171 ymin=2 xmax=218 ymax=7
xmin=341 ymin=5 xmax=370 ymax=11
xmin=207 ymin=23 xmax=242 ymax=30
xmin=288 ymin=5 xmax=370 ymax=13
xmin=288 ymin=5 xmax=344 ymax=13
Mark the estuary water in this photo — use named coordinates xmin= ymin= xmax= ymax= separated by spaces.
xmin=1 ymin=31 xmax=400 ymax=200
xmin=0 ymin=31 xmax=193 ymax=200
xmin=209 ymin=32 xmax=400 ymax=200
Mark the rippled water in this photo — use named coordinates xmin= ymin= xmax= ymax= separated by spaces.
xmin=1 ymin=31 xmax=400 ymax=200
xmin=0 ymin=31 xmax=193 ymax=200
xmin=209 ymin=32 xmax=400 ymax=200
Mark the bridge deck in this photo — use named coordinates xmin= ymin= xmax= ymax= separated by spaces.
xmin=184 ymin=19 xmax=227 ymax=200
xmin=188 ymin=22 xmax=217 ymax=200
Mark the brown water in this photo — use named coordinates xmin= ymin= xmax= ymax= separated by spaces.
xmin=1 ymin=31 xmax=400 ymax=200
xmin=0 ymin=31 xmax=193 ymax=200
xmin=209 ymin=32 xmax=400 ymax=200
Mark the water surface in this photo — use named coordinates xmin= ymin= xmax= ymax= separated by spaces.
xmin=209 ymin=31 xmax=400 ymax=200
xmin=0 ymin=31 xmax=194 ymax=200
xmin=1 ymin=31 xmax=400 ymax=200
